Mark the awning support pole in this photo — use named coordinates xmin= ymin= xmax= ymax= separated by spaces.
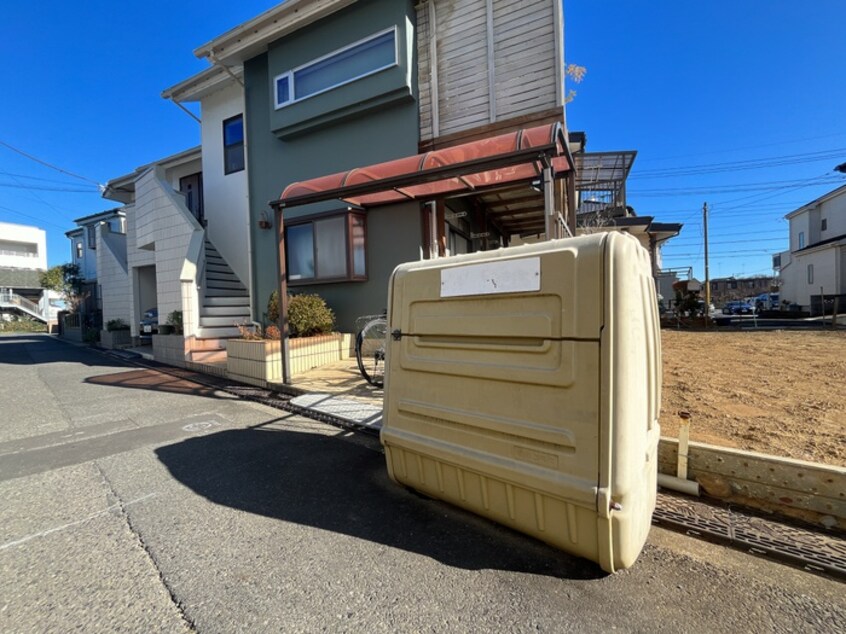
xmin=275 ymin=208 xmax=291 ymax=384
xmin=543 ymin=166 xmax=555 ymax=239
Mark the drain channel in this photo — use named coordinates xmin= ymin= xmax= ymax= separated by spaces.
xmin=654 ymin=490 xmax=846 ymax=580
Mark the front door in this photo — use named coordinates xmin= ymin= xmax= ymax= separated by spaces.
xmin=179 ymin=172 xmax=205 ymax=226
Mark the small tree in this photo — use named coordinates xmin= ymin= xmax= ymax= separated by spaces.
xmin=40 ymin=264 xmax=83 ymax=310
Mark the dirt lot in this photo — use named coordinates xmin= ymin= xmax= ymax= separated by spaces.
xmin=660 ymin=329 xmax=845 ymax=467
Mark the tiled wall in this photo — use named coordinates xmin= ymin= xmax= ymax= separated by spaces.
xmin=132 ymin=167 xmax=203 ymax=337
xmin=96 ymin=225 xmax=130 ymax=327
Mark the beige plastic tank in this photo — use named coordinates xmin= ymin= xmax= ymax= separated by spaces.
xmin=380 ymin=232 xmax=661 ymax=573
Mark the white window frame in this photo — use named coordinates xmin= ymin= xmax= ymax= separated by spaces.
xmin=807 ymin=264 xmax=814 ymax=285
xmin=798 ymin=231 xmax=805 ymax=249
xmin=273 ymin=26 xmax=398 ymax=110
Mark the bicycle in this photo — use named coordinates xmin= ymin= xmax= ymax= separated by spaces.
xmin=354 ymin=312 xmax=388 ymax=387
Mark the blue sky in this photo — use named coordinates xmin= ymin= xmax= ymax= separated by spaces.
xmin=1 ymin=1 xmax=845 ymax=280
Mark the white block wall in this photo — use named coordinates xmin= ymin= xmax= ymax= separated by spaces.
xmin=134 ymin=167 xmax=203 ymax=335
xmin=96 ymin=224 xmax=130 ymax=327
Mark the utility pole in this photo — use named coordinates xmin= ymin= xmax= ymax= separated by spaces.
xmin=703 ymin=202 xmax=711 ymax=326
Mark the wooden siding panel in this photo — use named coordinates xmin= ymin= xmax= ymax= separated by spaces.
xmin=493 ymin=0 xmax=559 ymax=121
xmin=418 ymin=0 xmax=561 ymax=142
xmin=417 ymin=5 xmax=433 ymax=140
xmin=436 ymin=1 xmax=490 ymax=136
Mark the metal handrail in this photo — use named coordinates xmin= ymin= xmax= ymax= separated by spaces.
xmin=0 ymin=290 xmax=41 ymax=315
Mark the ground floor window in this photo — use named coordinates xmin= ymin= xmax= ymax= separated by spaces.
xmin=286 ymin=211 xmax=366 ymax=284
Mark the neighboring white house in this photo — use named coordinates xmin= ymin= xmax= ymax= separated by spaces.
xmin=0 ymin=222 xmax=46 ymax=270
xmin=98 ymin=65 xmax=251 ymax=356
xmin=0 ymin=221 xmax=52 ymax=322
xmin=777 ymin=183 xmax=846 ymax=313
xmin=66 ymin=209 xmax=126 ymax=326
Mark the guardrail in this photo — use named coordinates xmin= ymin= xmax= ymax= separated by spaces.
xmin=0 ymin=291 xmax=43 ymax=318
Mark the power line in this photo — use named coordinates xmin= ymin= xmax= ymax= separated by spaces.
xmin=670 ymin=237 xmax=786 ymax=247
xmin=631 ymin=147 xmax=846 ymax=179
xmin=0 ymin=182 xmax=99 ymax=193
xmin=0 ymin=140 xmax=101 ymax=187
xmin=0 ymin=204 xmax=73 ymax=231
xmin=629 ymin=176 xmax=842 ymax=196
xmin=637 ymin=130 xmax=846 ymax=164
xmin=0 ymin=170 xmax=94 ymax=186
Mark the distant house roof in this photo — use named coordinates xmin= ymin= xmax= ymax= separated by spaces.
xmin=582 ymin=215 xmax=682 ymax=243
xmin=71 ymin=208 xmax=124 ymax=226
xmin=785 ymin=182 xmax=846 ymax=219
xmin=102 ymin=146 xmax=202 ymax=202
xmin=0 ymin=267 xmax=42 ymax=289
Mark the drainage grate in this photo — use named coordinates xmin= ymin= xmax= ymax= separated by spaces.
xmin=654 ymin=490 xmax=846 ymax=580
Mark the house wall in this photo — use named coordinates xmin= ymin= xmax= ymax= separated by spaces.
xmin=126 ymin=204 xmax=155 ymax=336
xmin=790 ymin=211 xmax=810 ymax=252
xmin=243 ymin=0 xmax=421 ymax=331
xmin=781 ymin=187 xmax=846 ymax=307
xmin=135 ymin=167 xmax=203 ymax=329
xmin=821 ymin=194 xmax=846 ymax=237
xmin=96 ymin=221 xmax=130 ymax=327
xmin=200 ymin=81 xmax=250 ymax=286
xmin=417 ymin=0 xmax=564 ymax=141
xmin=0 ymin=222 xmax=47 ymax=270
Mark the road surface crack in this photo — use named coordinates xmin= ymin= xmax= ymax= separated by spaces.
xmin=93 ymin=462 xmax=198 ymax=633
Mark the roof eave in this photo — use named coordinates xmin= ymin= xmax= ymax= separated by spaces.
xmin=785 ymin=182 xmax=846 ymax=219
xmin=161 ymin=64 xmax=244 ymax=102
xmin=193 ymin=0 xmax=357 ymax=65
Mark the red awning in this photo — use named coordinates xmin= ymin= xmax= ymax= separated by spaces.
xmin=275 ymin=122 xmax=572 ymax=209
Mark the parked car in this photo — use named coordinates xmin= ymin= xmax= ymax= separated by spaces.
xmin=140 ymin=307 xmax=158 ymax=335
xmin=722 ymin=301 xmax=754 ymax=315
xmin=754 ymin=292 xmax=780 ymax=312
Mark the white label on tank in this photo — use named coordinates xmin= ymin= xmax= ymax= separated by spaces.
xmin=440 ymin=257 xmax=541 ymax=297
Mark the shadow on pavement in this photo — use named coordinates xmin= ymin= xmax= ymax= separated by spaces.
xmin=155 ymin=424 xmax=604 ymax=581
xmin=87 ymin=368 xmax=230 ymax=400
xmin=0 ymin=334 xmax=130 ymax=367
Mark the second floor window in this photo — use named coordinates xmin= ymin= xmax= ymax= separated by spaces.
xmin=223 ymin=115 xmax=245 ymax=174
xmin=87 ymin=226 xmax=96 ymax=250
xmin=76 ymin=241 xmax=83 ymax=259
xmin=798 ymin=231 xmax=805 ymax=249
xmin=821 ymin=218 xmax=827 ymax=231
xmin=274 ymin=27 xmax=397 ymax=109
xmin=808 ymin=264 xmax=814 ymax=285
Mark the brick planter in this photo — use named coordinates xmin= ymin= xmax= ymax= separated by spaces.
xmin=226 ymin=333 xmax=354 ymax=386
xmin=226 ymin=339 xmax=282 ymax=387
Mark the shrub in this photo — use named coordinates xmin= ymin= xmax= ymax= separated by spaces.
xmin=83 ymin=328 xmax=100 ymax=343
xmin=267 ymin=290 xmax=279 ymax=324
xmin=106 ymin=319 xmax=129 ymax=332
xmin=167 ymin=311 xmax=183 ymax=327
xmin=264 ymin=324 xmax=281 ymax=340
xmin=0 ymin=316 xmax=47 ymax=333
xmin=287 ymin=294 xmax=334 ymax=338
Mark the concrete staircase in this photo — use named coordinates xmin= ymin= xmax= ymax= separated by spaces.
xmin=194 ymin=239 xmax=250 ymax=346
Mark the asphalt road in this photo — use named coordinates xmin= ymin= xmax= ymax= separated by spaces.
xmin=1 ymin=334 xmax=843 ymax=633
